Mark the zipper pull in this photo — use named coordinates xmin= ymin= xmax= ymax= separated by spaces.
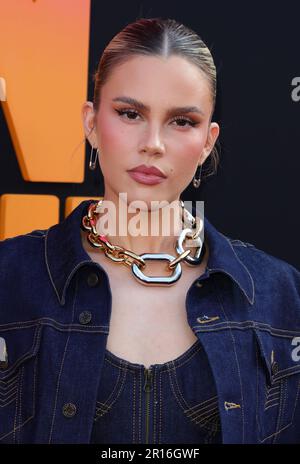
xmin=143 ymin=367 xmax=153 ymax=392
xmin=0 ymin=337 xmax=8 ymax=369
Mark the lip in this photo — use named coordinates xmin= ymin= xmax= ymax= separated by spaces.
xmin=127 ymin=164 xmax=167 ymax=178
xmin=127 ymin=171 xmax=166 ymax=185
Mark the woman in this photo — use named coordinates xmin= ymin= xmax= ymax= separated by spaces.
xmin=1 ymin=17 xmax=300 ymax=445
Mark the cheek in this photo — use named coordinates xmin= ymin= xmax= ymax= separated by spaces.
xmin=97 ymin=113 xmax=128 ymax=152
xmin=168 ymin=142 xmax=202 ymax=188
xmin=96 ymin=115 xmax=132 ymax=174
xmin=171 ymin=128 xmax=205 ymax=157
xmin=171 ymin=142 xmax=202 ymax=173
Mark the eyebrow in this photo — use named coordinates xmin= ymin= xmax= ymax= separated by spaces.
xmin=112 ymin=96 xmax=205 ymax=116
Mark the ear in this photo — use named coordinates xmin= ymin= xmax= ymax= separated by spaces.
xmin=81 ymin=101 xmax=98 ymax=147
xmin=199 ymin=122 xmax=220 ymax=164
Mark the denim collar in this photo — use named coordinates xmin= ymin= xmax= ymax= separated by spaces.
xmin=45 ymin=199 xmax=255 ymax=307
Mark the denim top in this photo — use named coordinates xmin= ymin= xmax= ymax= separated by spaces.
xmin=90 ymin=337 xmax=222 ymax=444
xmin=1 ymin=199 xmax=300 ymax=444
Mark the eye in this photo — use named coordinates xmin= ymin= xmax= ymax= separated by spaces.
xmin=115 ymin=109 xmax=140 ymax=120
xmin=115 ymin=108 xmax=199 ymax=128
xmin=171 ymin=116 xmax=198 ymax=128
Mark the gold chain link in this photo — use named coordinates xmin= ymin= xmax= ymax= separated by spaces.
xmin=81 ymin=200 xmax=203 ymax=274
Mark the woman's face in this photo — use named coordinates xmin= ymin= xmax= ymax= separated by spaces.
xmin=83 ymin=54 xmax=219 ymax=210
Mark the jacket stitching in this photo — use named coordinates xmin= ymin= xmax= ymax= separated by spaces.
xmin=45 ymin=230 xmax=62 ymax=305
xmin=193 ymin=320 xmax=300 ymax=337
xmin=226 ymin=237 xmax=255 ymax=305
xmin=48 ymin=273 xmax=78 ymax=443
xmin=258 ymin=380 xmax=300 ymax=442
xmin=0 ymin=319 xmax=109 ymax=332
xmin=212 ymin=278 xmax=245 ymax=443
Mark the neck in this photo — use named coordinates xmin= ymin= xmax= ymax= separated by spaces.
xmin=94 ymin=197 xmax=184 ymax=256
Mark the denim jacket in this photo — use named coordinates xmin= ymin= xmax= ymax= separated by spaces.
xmin=0 ymin=198 xmax=300 ymax=444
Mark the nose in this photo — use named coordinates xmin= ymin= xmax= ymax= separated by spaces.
xmin=138 ymin=124 xmax=166 ymax=156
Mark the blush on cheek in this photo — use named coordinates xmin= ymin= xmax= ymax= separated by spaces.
xmin=97 ymin=118 xmax=115 ymax=141
xmin=97 ymin=111 xmax=128 ymax=146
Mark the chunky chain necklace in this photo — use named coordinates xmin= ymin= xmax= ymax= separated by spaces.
xmin=81 ymin=199 xmax=206 ymax=286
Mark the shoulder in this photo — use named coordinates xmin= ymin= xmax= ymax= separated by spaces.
xmin=0 ymin=229 xmax=46 ymax=267
xmin=0 ymin=229 xmax=46 ymax=245
xmin=0 ymin=230 xmax=49 ymax=323
xmin=225 ymin=235 xmax=300 ymax=298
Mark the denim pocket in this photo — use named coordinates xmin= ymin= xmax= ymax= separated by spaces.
xmin=94 ymin=356 xmax=128 ymax=422
xmin=167 ymin=363 xmax=221 ymax=435
xmin=254 ymin=327 xmax=300 ymax=443
xmin=0 ymin=324 xmax=41 ymax=442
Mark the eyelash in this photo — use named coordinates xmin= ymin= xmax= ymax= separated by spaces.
xmin=115 ymin=109 xmax=199 ymax=128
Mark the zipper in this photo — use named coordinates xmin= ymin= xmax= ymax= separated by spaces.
xmin=143 ymin=367 xmax=153 ymax=444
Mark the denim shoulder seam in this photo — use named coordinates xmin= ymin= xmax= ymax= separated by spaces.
xmin=0 ymin=230 xmax=46 ymax=244
xmin=223 ymin=235 xmax=256 ymax=305
xmin=227 ymin=237 xmax=256 ymax=248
